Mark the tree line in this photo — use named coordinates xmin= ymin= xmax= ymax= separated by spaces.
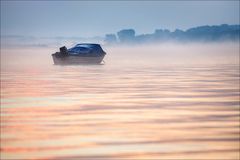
xmin=104 ymin=24 xmax=240 ymax=44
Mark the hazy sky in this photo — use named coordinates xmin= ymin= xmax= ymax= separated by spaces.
xmin=1 ymin=1 xmax=239 ymax=37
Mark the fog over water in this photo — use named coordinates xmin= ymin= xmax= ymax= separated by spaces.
xmin=1 ymin=42 xmax=239 ymax=159
xmin=1 ymin=42 xmax=239 ymax=69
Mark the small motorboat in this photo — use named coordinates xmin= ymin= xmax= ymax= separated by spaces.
xmin=52 ymin=43 xmax=106 ymax=65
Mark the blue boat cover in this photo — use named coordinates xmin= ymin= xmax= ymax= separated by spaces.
xmin=68 ymin=44 xmax=104 ymax=55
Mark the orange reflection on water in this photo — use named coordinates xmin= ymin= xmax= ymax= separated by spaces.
xmin=1 ymin=45 xmax=240 ymax=159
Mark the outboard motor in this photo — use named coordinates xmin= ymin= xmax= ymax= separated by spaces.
xmin=59 ymin=46 xmax=68 ymax=56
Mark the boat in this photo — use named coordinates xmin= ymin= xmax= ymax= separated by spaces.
xmin=52 ymin=43 xmax=106 ymax=65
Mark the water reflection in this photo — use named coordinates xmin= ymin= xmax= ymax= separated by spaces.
xmin=1 ymin=46 xmax=239 ymax=159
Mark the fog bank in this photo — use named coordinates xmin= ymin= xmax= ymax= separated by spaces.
xmin=1 ymin=42 xmax=239 ymax=71
xmin=105 ymin=42 xmax=239 ymax=67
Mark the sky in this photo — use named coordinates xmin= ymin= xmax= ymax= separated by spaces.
xmin=1 ymin=1 xmax=239 ymax=37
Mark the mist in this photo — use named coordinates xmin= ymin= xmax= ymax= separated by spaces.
xmin=1 ymin=42 xmax=239 ymax=72
xmin=1 ymin=1 xmax=239 ymax=159
xmin=105 ymin=42 xmax=239 ymax=66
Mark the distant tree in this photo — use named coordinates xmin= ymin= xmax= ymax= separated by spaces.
xmin=154 ymin=29 xmax=171 ymax=40
xmin=117 ymin=29 xmax=135 ymax=43
xmin=104 ymin=34 xmax=117 ymax=44
xmin=185 ymin=24 xmax=240 ymax=41
xmin=135 ymin=34 xmax=154 ymax=43
xmin=111 ymin=24 xmax=239 ymax=44
xmin=171 ymin=29 xmax=185 ymax=40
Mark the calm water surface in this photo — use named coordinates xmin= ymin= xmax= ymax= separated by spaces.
xmin=1 ymin=45 xmax=239 ymax=159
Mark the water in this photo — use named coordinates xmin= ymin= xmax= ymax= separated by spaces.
xmin=1 ymin=43 xmax=239 ymax=159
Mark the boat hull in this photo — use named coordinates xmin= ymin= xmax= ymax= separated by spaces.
xmin=52 ymin=55 xmax=105 ymax=65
